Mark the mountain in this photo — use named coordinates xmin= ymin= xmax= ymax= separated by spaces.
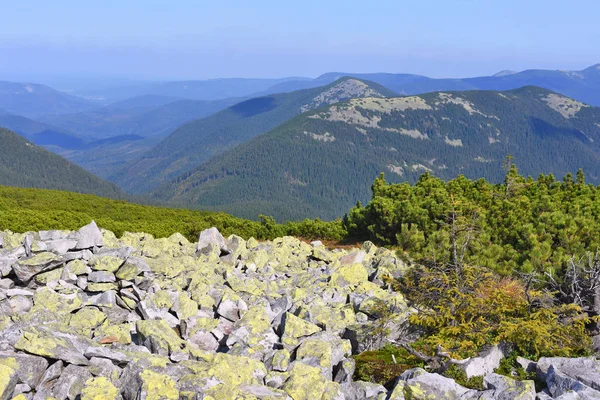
xmin=0 ymin=128 xmax=124 ymax=198
xmin=151 ymin=86 xmax=600 ymax=221
xmin=77 ymin=77 xmax=311 ymax=102
xmin=37 ymin=97 xmax=239 ymax=140
xmin=0 ymin=81 xmax=95 ymax=117
xmin=0 ymin=111 xmax=88 ymax=149
xmin=260 ymin=64 xmax=600 ymax=106
xmin=111 ymin=78 xmax=397 ymax=193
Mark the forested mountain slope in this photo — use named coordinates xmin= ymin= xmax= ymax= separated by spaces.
xmin=152 ymin=86 xmax=600 ymax=221
xmin=111 ymin=78 xmax=395 ymax=193
xmin=0 ymin=128 xmax=124 ymax=198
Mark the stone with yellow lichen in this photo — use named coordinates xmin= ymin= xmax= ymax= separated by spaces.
xmin=86 ymin=282 xmax=118 ymax=292
xmin=281 ymin=312 xmax=321 ymax=347
xmin=136 ymin=319 xmax=188 ymax=358
xmin=0 ymin=358 xmax=17 ymax=400
xmin=94 ymin=323 xmax=132 ymax=344
xmin=89 ymin=256 xmax=124 ymax=272
xmin=66 ymin=259 xmax=88 ymax=275
xmin=80 ymin=376 xmax=119 ymax=400
xmin=69 ymin=307 xmax=107 ymax=336
xmin=330 ymin=262 xmax=368 ymax=287
xmin=139 ymin=370 xmax=179 ymax=400
xmin=282 ymin=362 xmax=329 ymax=400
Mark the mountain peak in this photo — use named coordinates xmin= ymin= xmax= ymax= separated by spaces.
xmin=493 ymin=70 xmax=517 ymax=77
xmin=299 ymin=78 xmax=389 ymax=113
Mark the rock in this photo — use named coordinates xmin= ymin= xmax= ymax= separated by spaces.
xmin=88 ymin=271 xmax=116 ymax=283
xmin=483 ymin=373 xmax=536 ymax=400
xmin=12 ymin=252 xmax=63 ymax=283
xmin=35 ymin=360 xmax=63 ymax=393
xmin=0 ymin=357 xmax=18 ymax=400
xmin=459 ymin=344 xmax=509 ymax=378
xmin=51 ymin=364 xmax=93 ymax=400
xmin=282 ymin=362 xmax=332 ymax=400
xmin=69 ymin=221 xmax=104 ymax=250
xmin=84 ymin=346 xmax=128 ymax=363
xmin=330 ymin=263 xmax=368 ymax=287
xmin=545 ymin=365 xmax=600 ymax=399
xmin=281 ymin=312 xmax=321 ymax=347
xmin=399 ymin=368 xmax=479 ymax=399
xmin=342 ymin=381 xmax=387 ymax=400
xmin=216 ymin=292 xmax=248 ymax=322
xmin=197 ymin=227 xmax=227 ymax=255
xmin=537 ymin=357 xmax=600 ymax=391
xmin=339 ymin=251 xmax=367 ymax=265
xmin=14 ymin=329 xmax=91 ymax=366
xmin=81 ymin=377 xmax=121 ymax=400
xmin=0 ymin=352 xmax=49 ymax=388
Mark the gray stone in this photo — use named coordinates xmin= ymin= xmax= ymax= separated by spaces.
xmin=35 ymin=360 xmax=63 ymax=393
xmin=545 ymin=365 xmax=600 ymax=399
xmin=483 ymin=373 xmax=536 ymax=400
xmin=51 ymin=364 xmax=93 ymax=400
xmin=339 ymin=251 xmax=366 ymax=265
xmin=342 ymin=381 xmax=387 ymax=400
xmin=197 ymin=227 xmax=227 ymax=254
xmin=45 ymin=239 xmax=78 ymax=254
xmin=537 ymin=357 xmax=600 ymax=391
xmin=11 ymin=252 xmax=64 ymax=283
xmin=88 ymin=357 xmax=122 ymax=380
xmin=399 ymin=368 xmax=479 ymax=399
xmin=459 ymin=344 xmax=509 ymax=378
xmin=68 ymin=221 xmax=104 ymax=250
xmin=88 ymin=270 xmax=117 ymax=283
xmin=84 ymin=346 xmax=128 ymax=363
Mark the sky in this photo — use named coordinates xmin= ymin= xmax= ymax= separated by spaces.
xmin=1 ymin=0 xmax=599 ymax=84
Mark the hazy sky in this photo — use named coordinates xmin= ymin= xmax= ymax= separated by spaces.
xmin=1 ymin=0 xmax=599 ymax=83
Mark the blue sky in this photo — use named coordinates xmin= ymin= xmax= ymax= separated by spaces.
xmin=1 ymin=0 xmax=598 ymax=82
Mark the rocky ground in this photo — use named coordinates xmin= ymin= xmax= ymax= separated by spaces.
xmin=0 ymin=221 xmax=598 ymax=399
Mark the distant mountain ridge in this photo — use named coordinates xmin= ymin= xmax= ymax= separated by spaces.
xmin=0 ymin=128 xmax=123 ymax=198
xmin=111 ymin=77 xmax=396 ymax=193
xmin=0 ymin=81 xmax=95 ymax=117
xmin=258 ymin=64 xmax=600 ymax=107
xmin=150 ymin=86 xmax=600 ymax=221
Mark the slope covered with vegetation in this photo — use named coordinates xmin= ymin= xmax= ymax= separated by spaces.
xmin=0 ymin=128 xmax=124 ymax=198
xmin=0 ymin=185 xmax=346 ymax=242
xmin=111 ymin=78 xmax=396 ymax=193
xmin=153 ymin=86 xmax=600 ymax=221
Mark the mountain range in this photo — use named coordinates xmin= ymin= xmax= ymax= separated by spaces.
xmin=0 ymin=128 xmax=123 ymax=198
xmin=0 ymin=81 xmax=95 ymax=117
xmin=149 ymin=86 xmax=600 ymax=221
xmin=2 ymin=64 xmax=600 ymax=222
xmin=110 ymin=78 xmax=396 ymax=193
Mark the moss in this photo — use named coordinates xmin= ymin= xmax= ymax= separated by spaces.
xmin=139 ymin=370 xmax=179 ymax=400
xmin=81 ymin=377 xmax=119 ymax=400
xmin=353 ymin=345 xmax=421 ymax=387
xmin=443 ymin=365 xmax=484 ymax=390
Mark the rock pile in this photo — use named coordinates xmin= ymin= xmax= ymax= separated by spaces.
xmin=0 ymin=221 xmax=599 ymax=399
